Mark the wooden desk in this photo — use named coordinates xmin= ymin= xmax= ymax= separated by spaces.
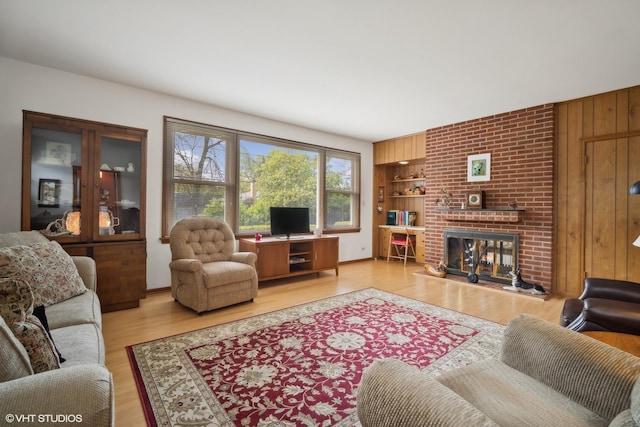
xmin=378 ymin=225 xmax=425 ymax=263
xmin=583 ymin=331 xmax=640 ymax=357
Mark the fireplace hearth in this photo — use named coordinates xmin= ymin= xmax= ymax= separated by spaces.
xmin=444 ymin=229 xmax=518 ymax=284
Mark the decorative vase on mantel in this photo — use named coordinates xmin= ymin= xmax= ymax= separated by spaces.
xmin=436 ymin=186 xmax=453 ymax=208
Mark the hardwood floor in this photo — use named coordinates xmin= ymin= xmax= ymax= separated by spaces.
xmin=103 ymin=259 xmax=567 ymax=426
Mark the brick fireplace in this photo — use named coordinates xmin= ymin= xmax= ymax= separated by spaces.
xmin=422 ymin=104 xmax=555 ymax=290
xmin=444 ymin=229 xmax=518 ymax=283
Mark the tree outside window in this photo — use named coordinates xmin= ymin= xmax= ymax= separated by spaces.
xmin=326 ymin=154 xmax=358 ymax=228
xmin=239 ymin=139 xmax=317 ymax=233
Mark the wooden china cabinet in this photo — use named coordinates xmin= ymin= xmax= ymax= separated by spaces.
xmin=21 ymin=111 xmax=147 ymax=312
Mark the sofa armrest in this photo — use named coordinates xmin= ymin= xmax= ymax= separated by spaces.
xmin=357 ymin=358 xmax=498 ymax=427
xmin=72 ymin=256 xmax=97 ymax=292
xmin=501 ymin=314 xmax=640 ymax=421
xmin=169 ymin=258 xmax=203 ymax=274
xmin=581 ymin=278 xmax=640 ymax=303
xmin=0 ymin=364 xmax=113 ymax=427
xmin=230 ymin=251 xmax=257 ymax=267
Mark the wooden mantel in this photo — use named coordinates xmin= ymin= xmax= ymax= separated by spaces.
xmin=435 ymin=208 xmax=525 ymax=223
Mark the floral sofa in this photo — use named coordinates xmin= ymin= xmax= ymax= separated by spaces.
xmin=0 ymin=231 xmax=113 ymax=426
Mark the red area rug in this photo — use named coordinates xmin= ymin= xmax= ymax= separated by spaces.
xmin=127 ymin=288 xmax=504 ymax=426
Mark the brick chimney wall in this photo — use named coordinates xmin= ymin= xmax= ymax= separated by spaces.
xmin=423 ymin=104 xmax=555 ymax=289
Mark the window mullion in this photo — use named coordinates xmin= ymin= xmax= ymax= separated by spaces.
xmin=318 ymin=150 xmax=326 ymax=230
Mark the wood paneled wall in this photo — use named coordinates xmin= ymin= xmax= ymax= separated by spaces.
xmin=555 ymin=86 xmax=640 ymax=296
xmin=373 ymin=134 xmax=426 ymax=165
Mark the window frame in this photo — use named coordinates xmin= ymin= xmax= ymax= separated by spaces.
xmin=162 ymin=116 xmax=361 ymax=241
xmin=324 ymin=150 xmax=361 ymax=231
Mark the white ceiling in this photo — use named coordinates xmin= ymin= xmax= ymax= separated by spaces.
xmin=1 ymin=1 xmax=639 ymax=142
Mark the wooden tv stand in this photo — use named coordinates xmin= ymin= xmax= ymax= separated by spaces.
xmin=239 ymin=235 xmax=339 ymax=281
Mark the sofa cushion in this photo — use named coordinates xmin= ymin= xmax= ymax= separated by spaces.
xmin=632 ymin=378 xmax=640 ymax=425
xmin=0 ymin=315 xmax=33 ymax=382
xmin=0 ymin=241 xmax=86 ymax=307
xmin=50 ymin=323 xmax=105 ymax=366
xmin=45 ymin=289 xmax=102 ymax=330
xmin=0 ymin=278 xmax=60 ymax=373
xmin=33 ymin=305 xmax=65 ymax=363
xmin=437 ymin=359 xmax=608 ymax=426
xmin=610 ymin=409 xmax=634 ymax=426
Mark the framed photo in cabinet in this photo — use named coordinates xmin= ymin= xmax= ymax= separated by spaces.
xmin=378 ymin=186 xmax=385 ymax=202
xmin=38 ymin=178 xmax=61 ymax=208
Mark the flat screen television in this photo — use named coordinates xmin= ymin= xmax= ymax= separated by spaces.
xmin=269 ymin=207 xmax=310 ymax=239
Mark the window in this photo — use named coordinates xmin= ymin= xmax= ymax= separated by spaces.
xmin=325 ymin=151 xmax=359 ymax=229
xmin=162 ymin=118 xmax=235 ymax=237
xmin=163 ymin=117 xmax=360 ymax=238
xmin=238 ymin=136 xmax=318 ymax=233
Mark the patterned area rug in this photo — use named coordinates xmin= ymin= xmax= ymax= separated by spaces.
xmin=127 ymin=288 xmax=505 ymax=427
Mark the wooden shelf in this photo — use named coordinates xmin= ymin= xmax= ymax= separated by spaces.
xmin=389 ymin=177 xmax=425 ymax=183
xmin=389 ymin=177 xmax=426 ymax=197
xmin=435 ymin=208 xmax=525 ymax=223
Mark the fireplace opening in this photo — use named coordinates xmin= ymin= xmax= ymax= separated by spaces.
xmin=444 ymin=229 xmax=518 ymax=283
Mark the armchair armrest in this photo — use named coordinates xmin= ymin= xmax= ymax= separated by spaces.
xmin=578 ymin=298 xmax=640 ymax=335
xmin=501 ymin=314 xmax=640 ymax=420
xmin=230 ymin=251 xmax=257 ymax=266
xmin=357 ymin=358 xmax=498 ymax=427
xmin=580 ymin=278 xmax=640 ymax=303
xmin=0 ymin=364 xmax=113 ymax=427
xmin=169 ymin=258 xmax=203 ymax=274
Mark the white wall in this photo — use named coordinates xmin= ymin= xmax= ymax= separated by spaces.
xmin=0 ymin=57 xmax=374 ymax=289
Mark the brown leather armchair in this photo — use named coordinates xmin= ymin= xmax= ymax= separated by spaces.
xmin=561 ymin=277 xmax=640 ymax=335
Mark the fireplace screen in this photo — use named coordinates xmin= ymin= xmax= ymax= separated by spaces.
xmin=444 ymin=229 xmax=518 ymax=283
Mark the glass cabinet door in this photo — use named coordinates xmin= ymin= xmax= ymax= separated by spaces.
xmin=23 ymin=111 xmax=147 ymax=245
xmin=95 ymin=135 xmax=142 ymax=239
xmin=28 ymin=127 xmax=84 ymax=238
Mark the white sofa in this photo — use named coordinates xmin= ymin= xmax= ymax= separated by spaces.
xmin=0 ymin=231 xmax=113 ymax=427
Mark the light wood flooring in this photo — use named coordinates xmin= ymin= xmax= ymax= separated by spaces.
xmin=103 ymin=259 xmax=568 ymax=426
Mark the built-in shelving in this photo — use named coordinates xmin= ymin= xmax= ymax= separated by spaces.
xmin=390 ymin=178 xmax=425 ymax=182
xmin=389 ymin=177 xmax=426 ymax=198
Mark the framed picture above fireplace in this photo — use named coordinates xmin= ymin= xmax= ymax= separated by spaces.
xmin=467 ymin=153 xmax=491 ymax=182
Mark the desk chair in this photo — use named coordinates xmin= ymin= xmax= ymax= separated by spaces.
xmin=387 ymin=227 xmax=416 ymax=266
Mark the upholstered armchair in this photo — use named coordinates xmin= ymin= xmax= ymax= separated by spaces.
xmin=561 ymin=277 xmax=640 ymax=335
xmin=169 ymin=217 xmax=258 ymax=313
